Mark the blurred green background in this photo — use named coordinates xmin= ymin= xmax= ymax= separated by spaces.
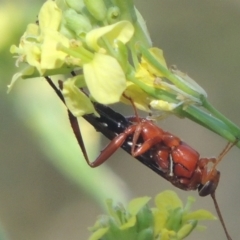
xmin=1 ymin=0 xmax=240 ymax=239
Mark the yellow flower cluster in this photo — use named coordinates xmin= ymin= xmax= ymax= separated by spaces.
xmin=9 ymin=0 xmax=208 ymax=118
xmin=89 ymin=191 xmax=215 ymax=240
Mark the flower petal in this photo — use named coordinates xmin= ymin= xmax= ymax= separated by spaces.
xmin=153 ymin=209 xmax=168 ymax=234
xmin=86 ymin=21 xmax=134 ymax=52
xmin=84 ymin=53 xmax=126 ymax=104
xmin=121 ymin=82 xmax=151 ymax=112
xmin=62 ymin=76 xmax=99 ymax=117
xmin=40 ymin=29 xmax=69 ymax=71
xmin=7 ymin=66 xmax=35 ymax=93
xmin=88 ymin=228 xmax=109 ymax=240
xmin=120 ymin=216 xmax=136 ymax=229
xmin=155 ymin=190 xmax=183 ymax=211
xmin=128 ymin=196 xmax=151 ymax=216
xmin=183 ymin=210 xmax=216 ymax=222
xmin=38 ymin=1 xmax=62 ymax=30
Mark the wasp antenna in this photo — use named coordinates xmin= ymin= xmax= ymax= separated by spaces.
xmin=211 ymin=192 xmax=232 ymax=240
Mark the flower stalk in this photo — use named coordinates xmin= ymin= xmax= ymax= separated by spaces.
xmin=9 ymin=0 xmax=240 ymax=147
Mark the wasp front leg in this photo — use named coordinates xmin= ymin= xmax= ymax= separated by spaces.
xmin=87 ymin=125 xmax=137 ymax=167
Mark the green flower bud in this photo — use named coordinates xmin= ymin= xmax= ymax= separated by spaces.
xmin=63 ymin=8 xmax=92 ymax=37
xmin=59 ymin=23 xmax=76 ymax=39
xmin=166 ymin=208 xmax=183 ymax=231
xmin=106 ymin=217 xmax=122 ymax=239
xmin=65 ymin=0 xmax=84 ymax=13
xmin=137 ymin=228 xmax=154 ymax=240
xmin=84 ymin=0 xmax=107 ymax=21
xmin=107 ymin=6 xmax=120 ymax=24
xmin=136 ymin=205 xmax=154 ymax=231
xmin=177 ymin=220 xmax=198 ymax=239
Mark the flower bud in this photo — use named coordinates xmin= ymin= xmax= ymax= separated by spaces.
xmin=166 ymin=208 xmax=183 ymax=231
xmin=177 ymin=220 xmax=198 ymax=239
xmin=65 ymin=0 xmax=84 ymax=13
xmin=84 ymin=0 xmax=107 ymax=21
xmin=136 ymin=205 xmax=154 ymax=231
xmin=63 ymin=8 xmax=92 ymax=37
xmin=107 ymin=6 xmax=120 ymax=24
xmin=137 ymin=228 xmax=154 ymax=240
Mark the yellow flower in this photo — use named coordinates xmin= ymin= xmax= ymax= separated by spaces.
xmin=69 ymin=21 xmax=134 ymax=106
xmin=10 ymin=1 xmax=69 ymax=75
xmin=89 ymin=196 xmax=152 ymax=240
xmin=121 ymin=82 xmax=152 ymax=112
xmin=89 ymin=191 xmax=215 ymax=240
xmin=141 ymin=48 xmax=168 ymax=77
xmin=10 ymin=1 xmax=135 ymax=108
xmin=153 ymin=191 xmax=215 ymax=240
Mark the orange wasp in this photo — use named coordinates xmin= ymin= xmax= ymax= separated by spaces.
xmin=46 ymin=76 xmax=235 ymax=240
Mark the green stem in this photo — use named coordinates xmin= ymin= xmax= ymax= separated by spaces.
xmin=131 ymin=21 xmax=152 ymax=49
xmin=184 ymin=105 xmax=239 ymax=145
xmin=128 ymin=70 xmax=240 ymax=148
xmin=57 ymin=43 xmax=93 ymax=63
xmin=129 ymin=42 xmax=139 ymax=70
xmin=202 ymin=97 xmax=240 ymax=137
